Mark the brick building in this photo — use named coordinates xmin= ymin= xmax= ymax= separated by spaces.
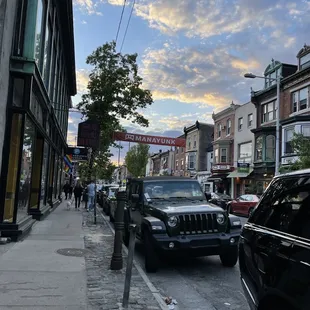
xmin=209 ymin=102 xmax=240 ymax=195
xmin=174 ymin=134 xmax=186 ymax=176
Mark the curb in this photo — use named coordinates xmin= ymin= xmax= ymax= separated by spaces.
xmin=96 ymin=207 xmax=167 ymax=310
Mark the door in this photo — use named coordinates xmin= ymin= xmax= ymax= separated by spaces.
xmin=233 ymin=195 xmax=247 ymax=213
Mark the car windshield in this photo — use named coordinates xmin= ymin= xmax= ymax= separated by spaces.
xmin=144 ymin=181 xmax=204 ymax=200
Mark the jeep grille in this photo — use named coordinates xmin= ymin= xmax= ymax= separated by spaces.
xmin=178 ymin=213 xmax=219 ymax=234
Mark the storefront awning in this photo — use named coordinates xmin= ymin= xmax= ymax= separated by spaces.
xmin=227 ymin=169 xmax=253 ymax=178
xmin=207 ymin=174 xmax=228 ymax=181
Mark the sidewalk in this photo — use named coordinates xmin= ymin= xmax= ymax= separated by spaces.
xmin=0 ymin=202 xmax=165 ymax=310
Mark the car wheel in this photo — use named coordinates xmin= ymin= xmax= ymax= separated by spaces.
xmin=144 ymin=230 xmax=159 ymax=273
xmin=248 ymin=207 xmax=254 ymax=218
xmin=220 ymin=246 xmax=238 ymax=267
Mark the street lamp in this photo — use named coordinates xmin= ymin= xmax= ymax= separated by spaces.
xmin=244 ymin=72 xmax=281 ymax=176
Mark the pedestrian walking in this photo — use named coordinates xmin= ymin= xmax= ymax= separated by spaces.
xmin=68 ymin=184 xmax=73 ymax=199
xmin=63 ymin=182 xmax=70 ymax=200
xmin=87 ymin=180 xmax=96 ymax=211
xmin=74 ymin=180 xmax=83 ymax=210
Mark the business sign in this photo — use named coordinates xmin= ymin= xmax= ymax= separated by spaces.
xmin=237 ymin=162 xmax=250 ymax=173
xmin=113 ymin=132 xmax=186 ymax=147
xmin=77 ymin=120 xmax=100 ymax=149
xmin=67 ymin=147 xmax=88 ymax=161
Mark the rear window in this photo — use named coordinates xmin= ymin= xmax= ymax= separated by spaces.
xmin=250 ymin=175 xmax=310 ymax=237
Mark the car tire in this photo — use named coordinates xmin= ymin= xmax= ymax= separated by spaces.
xmin=144 ymin=230 xmax=159 ymax=273
xmin=248 ymin=207 xmax=254 ymax=218
xmin=220 ymin=246 xmax=238 ymax=267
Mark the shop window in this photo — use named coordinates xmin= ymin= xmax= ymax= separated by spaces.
xmin=40 ymin=141 xmax=49 ymax=205
xmin=53 ymin=154 xmax=59 ymax=199
xmin=17 ymin=117 xmax=35 ymax=223
xmin=266 ymin=135 xmax=275 ymax=161
xmin=255 ymin=136 xmax=263 ymax=161
xmin=12 ymin=79 xmax=24 ymax=107
xmin=3 ymin=114 xmax=23 ymax=223
xmin=34 ymin=0 xmax=44 ymax=68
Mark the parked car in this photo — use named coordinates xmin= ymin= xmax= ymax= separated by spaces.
xmin=123 ymin=176 xmax=242 ymax=273
xmin=239 ymin=169 xmax=310 ymax=310
xmin=227 ymin=194 xmax=260 ymax=217
xmin=208 ymin=192 xmax=232 ymax=210
xmin=103 ymin=186 xmax=119 ymax=215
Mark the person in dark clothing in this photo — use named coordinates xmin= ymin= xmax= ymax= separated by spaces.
xmin=74 ymin=181 xmax=83 ymax=209
xmin=68 ymin=184 xmax=73 ymax=199
xmin=63 ymin=182 xmax=70 ymax=199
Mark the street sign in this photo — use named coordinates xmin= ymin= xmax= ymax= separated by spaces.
xmin=77 ymin=120 xmax=100 ymax=149
xmin=67 ymin=147 xmax=88 ymax=161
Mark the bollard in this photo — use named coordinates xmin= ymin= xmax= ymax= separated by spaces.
xmin=122 ymin=224 xmax=137 ymax=308
xmin=110 ymin=191 xmax=127 ymax=270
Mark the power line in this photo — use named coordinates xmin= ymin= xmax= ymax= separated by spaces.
xmin=120 ymin=0 xmax=136 ymax=53
xmin=115 ymin=0 xmax=127 ymax=44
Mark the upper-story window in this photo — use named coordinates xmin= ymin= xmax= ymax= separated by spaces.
xmin=266 ymin=135 xmax=275 ymax=160
xmin=214 ymin=148 xmax=219 ymax=164
xmin=217 ymin=123 xmax=221 ymax=138
xmin=220 ymin=148 xmax=227 ymax=163
xmin=175 ymin=147 xmax=179 ymax=154
xmin=238 ymin=142 xmax=252 ymax=159
xmin=226 ymin=119 xmax=231 ymax=135
xmin=284 ymin=127 xmax=294 ymax=154
xmin=292 ymin=87 xmax=309 ymax=113
xmin=188 ymin=138 xmax=191 ymax=149
xmin=262 ymin=101 xmax=275 ymax=123
xmin=238 ymin=117 xmax=243 ymax=131
xmin=193 ymin=135 xmax=197 ymax=148
xmin=300 ymin=53 xmax=310 ymax=70
xmin=248 ymin=114 xmax=253 ymax=128
xmin=34 ymin=0 xmax=44 ymax=68
xmin=181 ymin=147 xmax=184 ymax=153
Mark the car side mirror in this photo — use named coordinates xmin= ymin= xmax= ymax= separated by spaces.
xmin=131 ymin=194 xmax=139 ymax=203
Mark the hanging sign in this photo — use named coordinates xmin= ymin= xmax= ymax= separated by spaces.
xmin=77 ymin=120 xmax=100 ymax=149
xmin=67 ymin=147 xmax=88 ymax=161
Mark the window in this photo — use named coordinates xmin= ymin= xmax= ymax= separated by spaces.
xmin=238 ymin=117 xmax=243 ymax=131
xmin=262 ymin=101 xmax=275 ymax=123
xmin=43 ymin=21 xmax=52 ymax=88
xmin=300 ymin=53 xmax=310 ymax=70
xmin=226 ymin=119 xmax=231 ymax=135
xmin=12 ymin=78 xmax=24 ymax=107
xmin=239 ymin=142 xmax=252 ymax=159
xmin=214 ymin=148 xmax=219 ymax=163
xmin=220 ymin=148 xmax=227 ymax=163
xmin=193 ymin=135 xmax=197 ymax=148
xmin=250 ymin=176 xmax=310 ymax=236
xmin=255 ymin=136 xmax=263 ymax=161
xmin=248 ymin=114 xmax=253 ymax=128
xmin=210 ymin=152 xmax=213 ymax=159
xmin=181 ymin=159 xmax=184 ymax=170
xmin=217 ymin=123 xmax=221 ymax=137
xmin=176 ymin=160 xmax=179 ymax=170
xmin=292 ymin=87 xmax=309 ymax=113
xmin=266 ymin=135 xmax=275 ymax=161
xmin=238 ymin=117 xmax=243 ymax=130
xmin=188 ymin=138 xmax=191 ymax=149
xmin=34 ymin=0 xmax=44 ymax=68
xmin=302 ymin=126 xmax=310 ymax=137
xmin=188 ymin=154 xmax=195 ymax=169
xmin=284 ymin=128 xmax=294 ymax=154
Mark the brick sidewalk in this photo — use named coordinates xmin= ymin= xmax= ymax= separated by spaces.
xmin=82 ymin=208 xmax=164 ymax=310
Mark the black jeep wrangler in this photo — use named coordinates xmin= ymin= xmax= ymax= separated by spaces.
xmin=123 ymin=176 xmax=242 ymax=272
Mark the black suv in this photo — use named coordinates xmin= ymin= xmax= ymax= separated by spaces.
xmin=239 ymin=169 xmax=310 ymax=310
xmin=123 ymin=176 xmax=242 ymax=272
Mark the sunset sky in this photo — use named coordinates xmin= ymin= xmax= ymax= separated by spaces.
xmin=69 ymin=0 xmax=310 ymax=163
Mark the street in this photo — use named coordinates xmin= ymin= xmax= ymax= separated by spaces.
xmin=110 ymin=214 xmax=249 ymax=310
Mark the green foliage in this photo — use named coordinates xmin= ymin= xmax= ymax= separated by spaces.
xmin=77 ymin=41 xmax=153 ymax=152
xmin=280 ymin=133 xmax=310 ymax=173
xmin=125 ymin=144 xmax=150 ymax=177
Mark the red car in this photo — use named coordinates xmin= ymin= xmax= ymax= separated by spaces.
xmin=227 ymin=194 xmax=260 ymax=217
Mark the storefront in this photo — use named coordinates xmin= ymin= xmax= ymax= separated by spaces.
xmin=0 ymin=0 xmax=76 ymax=240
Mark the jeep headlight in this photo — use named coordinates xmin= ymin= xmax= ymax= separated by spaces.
xmin=216 ymin=213 xmax=225 ymax=225
xmin=167 ymin=216 xmax=178 ymax=227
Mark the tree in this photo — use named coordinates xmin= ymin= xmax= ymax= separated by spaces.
xmin=125 ymin=144 xmax=150 ymax=177
xmin=77 ymin=41 xmax=153 ymax=152
xmin=280 ymin=133 xmax=310 ymax=173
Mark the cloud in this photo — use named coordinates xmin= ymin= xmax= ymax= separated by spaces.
xmin=76 ymin=69 xmax=89 ymax=94
xmin=73 ymin=0 xmax=103 ymax=15
xmin=141 ymin=44 xmax=262 ymax=110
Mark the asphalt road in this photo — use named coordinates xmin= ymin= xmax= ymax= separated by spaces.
xmin=106 ymin=210 xmax=249 ymax=310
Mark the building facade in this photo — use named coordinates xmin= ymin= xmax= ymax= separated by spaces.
xmin=280 ymin=45 xmax=310 ymax=167
xmin=251 ymin=59 xmax=297 ymax=194
xmin=184 ymin=121 xmax=214 ymax=176
xmin=174 ymin=134 xmax=186 ymax=177
xmin=0 ymin=0 xmax=76 ymax=240
xmin=210 ymin=102 xmax=240 ymax=195
xmin=228 ymin=102 xmax=256 ymax=198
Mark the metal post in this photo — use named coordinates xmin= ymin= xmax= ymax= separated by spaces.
xmin=94 ymin=170 xmax=97 ymax=225
xmin=275 ymin=77 xmax=280 ymax=176
xmin=122 ymin=224 xmax=137 ymax=308
xmin=110 ymin=191 xmax=126 ymax=270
